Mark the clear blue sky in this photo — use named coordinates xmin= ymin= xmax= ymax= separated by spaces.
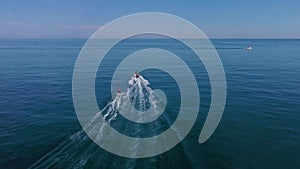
xmin=1 ymin=0 xmax=299 ymax=38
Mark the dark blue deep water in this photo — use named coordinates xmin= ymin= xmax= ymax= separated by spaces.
xmin=0 ymin=39 xmax=299 ymax=169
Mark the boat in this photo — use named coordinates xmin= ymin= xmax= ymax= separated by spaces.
xmin=246 ymin=46 xmax=253 ymax=50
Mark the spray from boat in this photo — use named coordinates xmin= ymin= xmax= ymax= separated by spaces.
xmin=29 ymin=73 xmax=167 ymax=168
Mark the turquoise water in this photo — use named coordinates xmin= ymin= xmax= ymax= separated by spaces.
xmin=0 ymin=39 xmax=299 ymax=169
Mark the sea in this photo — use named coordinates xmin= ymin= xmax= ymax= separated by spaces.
xmin=0 ymin=39 xmax=299 ymax=169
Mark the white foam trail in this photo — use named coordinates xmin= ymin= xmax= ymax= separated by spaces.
xmin=29 ymin=75 xmax=164 ymax=169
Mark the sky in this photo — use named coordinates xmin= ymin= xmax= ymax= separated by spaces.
xmin=0 ymin=0 xmax=300 ymax=39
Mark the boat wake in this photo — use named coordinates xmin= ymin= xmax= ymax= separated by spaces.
xmin=29 ymin=75 xmax=169 ymax=169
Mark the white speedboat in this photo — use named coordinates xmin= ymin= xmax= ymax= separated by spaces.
xmin=246 ymin=46 xmax=253 ymax=50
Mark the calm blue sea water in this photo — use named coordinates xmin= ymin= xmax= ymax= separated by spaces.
xmin=0 ymin=39 xmax=299 ymax=169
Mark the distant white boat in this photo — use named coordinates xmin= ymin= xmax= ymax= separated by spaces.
xmin=246 ymin=46 xmax=253 ymax=50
